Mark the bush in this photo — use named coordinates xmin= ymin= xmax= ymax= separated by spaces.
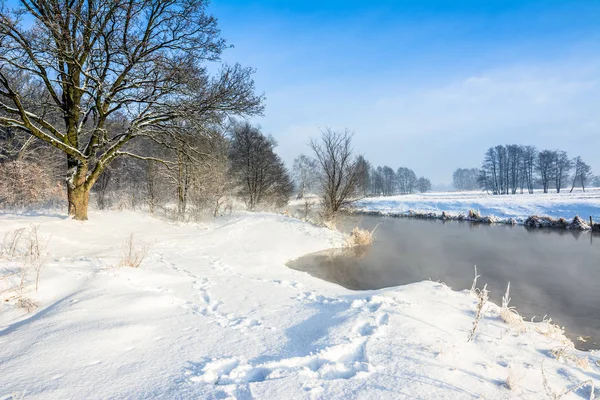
xmin=118 ymin=234 xmax=148 ymax=268
xmin=0 ymin=160 xmax=64 ymax=209
xmin=345 ymin=226 xmax=376 ymax=247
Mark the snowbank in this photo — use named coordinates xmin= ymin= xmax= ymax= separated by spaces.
xmin=0 ymin=211 xmax=598 ymax=399
xmin=354 ymin=189 xmax=600 ymax=226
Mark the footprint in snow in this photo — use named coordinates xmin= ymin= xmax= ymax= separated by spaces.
xmin=184 ymin=309 xmax=388 ymax=385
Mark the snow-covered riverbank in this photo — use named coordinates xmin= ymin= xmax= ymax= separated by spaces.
xmin=1 ymin=211 xmax=598 ymax=399
xmin=354 ymin=189 xmax=600 ymax=223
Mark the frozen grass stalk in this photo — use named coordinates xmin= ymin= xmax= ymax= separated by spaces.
xmin=470 ymin=265 xmax=480 ymax=293
xmin=468 ymin=283 xmax=488 ymax=342
xmin=542 ymin=362 xmax=595 ymax=399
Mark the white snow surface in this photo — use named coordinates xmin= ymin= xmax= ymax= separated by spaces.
xmin=354 ymin=188 xmax=600 ymax=222
xmin=0 ymin=211 xmax=598 ymax=399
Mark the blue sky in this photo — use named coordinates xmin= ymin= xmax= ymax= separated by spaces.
xmin=209 ymin=0 xmax=600 ymax=184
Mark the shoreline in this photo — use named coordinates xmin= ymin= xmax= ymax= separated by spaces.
xmin=348 ymin=207 xmax=600 ymax=232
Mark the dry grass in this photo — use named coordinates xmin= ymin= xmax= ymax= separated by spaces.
xmin=118 ymin=234 xmax=148 ymax=268
xmin=345 ymin=226 xmax=377 ymax=247
xmin=0 ymin=226 xmax=48 ymax=313
xmin=1 ymin=228 xmax=26 ymax=260
xmin=505 ymin=366 xmax=521 ymax=392
xmin=542 ymin=362 xmax=595 ymax=399
xmin=1 ymin=226 xmax=48 ymax=297
xmin=549 ymin=346 xmax=591 ymax=371
xmin=499 ymin=282 xmax=526 ymax=332
xmin=468 ymin=284 xmax=489 ymax=342
xmin=536 ymin=316 xmax=568 ymax=342
xmin=322 ymin=219 xmax=337 ymax=231
xmin=17 ymin=297 xmax=38 ymax=312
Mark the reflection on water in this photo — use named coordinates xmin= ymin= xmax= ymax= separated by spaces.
xmin=287 ymin=215 xmax=600 ymax=350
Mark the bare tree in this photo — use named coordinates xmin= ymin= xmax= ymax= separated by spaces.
xmin=522 ymin=145 xmax=537 ymax=194
xmin=310 ymin=128 xmax=366 ymax=215
xmin=292 ymin=155 xmax=318 ymax=199
xmin=355 ymin=155 xmax=371 ymax=197
xmin=396 ymin=167 xmax=417 ymax=194
xmin=229 ymin=122 xmax=293 ymax=209
xmin=552 ymin=150 xmax=571 ymax=193
xmin=94 ymin=168 xmax=112 ymax=210
xmin=0 ymin=0 xmax=263 ymax=220
xmin=570 ymin=156 xmax=593 ymax=193
xmin=370 ymin=166 xmax=384 ymax=196
xmin=480 ymin=147 xmax=500 ymax=194
xmin=417 ymin=177 xmax=431 ymax=193
xmin=453 ymin=168 xmax=479 ymax=191
xmin=382 ymin=166 xmax=396 ymax=196
xmin=536 ymin=150 xmax=555 ymax=194
xmin=506 ymin=144 xmax=522 ymax=194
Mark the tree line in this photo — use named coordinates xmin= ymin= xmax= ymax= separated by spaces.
xmin=294 ymin=142 xmax=431 ymax=202
xmin=368 ymin=166 xmax=431 ymax=196
xmin=453 ymin=145 xmax=596 ymax=194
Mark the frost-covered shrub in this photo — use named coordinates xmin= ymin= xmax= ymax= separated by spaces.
xmin=0 ymin=160 xmax=64 ymax=209
xmin=118 ymin=234 xmax=148 ymax=268
xmin=345 ymin=226 xmax=376 ymax=247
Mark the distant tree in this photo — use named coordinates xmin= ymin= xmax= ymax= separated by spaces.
xmin=310 ymin=128 xmax=366 ymax=215
xmin=396 ymin=167 xmax=417 ymax=194
xmin=355 ymin=156 xmax=371 ymax=196
xmin=506 ymin=144 xmax=523 ymax=194
xmin=552 ymin=150 xmax=571 ymax=193
xmin=229 ymin=122 xmax=293 ymax=209
xmin=292 ymin=155 xmax=318 ymax=199
xmin=591 ymin=176 xmax=600 ymax=188
xmin=570 ymin=157 xmax=593 ymax=193
xmin=480 ymin=147 xmax=500 ymax=194
xmin=370 ymin=166 xmax=384 ymax=196
xmin=417 ymin=177 xmax=432 ymax=193
xmin=536 ymin=150 xmax=555 ymax=194
xmin=521 ymin=145 xmax=537 ymax=194
xmin=382 ymin=166 xmax=396 ymax=196
xmin=452 ymin=168 xmax=479 ymax=191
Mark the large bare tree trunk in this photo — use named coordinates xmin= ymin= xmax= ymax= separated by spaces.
xmin=68 ymin=185 xmax=90 ymax=220
xmin=67 ymin=159 xmax=91 ymax=220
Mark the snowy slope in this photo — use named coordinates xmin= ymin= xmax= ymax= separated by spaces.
xmin=355 ymin=188 xmax=600 ymax=221
xmin=0 ymin=211 xmax=598 ymax=399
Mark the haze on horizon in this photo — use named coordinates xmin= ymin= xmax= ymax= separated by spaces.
xmin=210 ymin=0 xmax=600 ymax=185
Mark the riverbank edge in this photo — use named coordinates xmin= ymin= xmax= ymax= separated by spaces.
xmin=347 ymin=207 xmax=600 ymax=232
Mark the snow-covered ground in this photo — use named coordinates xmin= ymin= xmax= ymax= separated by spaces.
xmin=354 ymin=188 xmax=600 ymax=222
xmin=1 ymin=211 xmax=598 ymax=399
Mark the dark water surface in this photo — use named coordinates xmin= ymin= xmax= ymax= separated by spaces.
xmin=287 ymin=215 xmax=600 ymax=350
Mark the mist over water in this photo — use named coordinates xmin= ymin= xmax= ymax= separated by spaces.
xmin=288 ymin=215 xmax=600 ymax=350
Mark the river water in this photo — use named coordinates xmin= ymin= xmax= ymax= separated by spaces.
xmin=287 ymin=215 xmax=600 ymax=350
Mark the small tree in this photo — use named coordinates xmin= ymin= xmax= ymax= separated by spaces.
xmin=453 ymin=168 xmax=480 ymax=191
xmin=570 ymin=157 xmax=593 ymax=193
xmin=552 ymin=150 xmax=571 ymax=193
xmin=292 ymin=155 xmax=318 ymax=199
xmin=536 ymin=150 xmax=555 ymax=194
xmin=229 ymin=122 xmax=293 ymax=209
xmin=310 ymin=128 xmax=366 ymax=215
xmin=417 ymin=177 xmax=432 ymax=193
xmin=355 ymin=156 xmax=371 ymax=197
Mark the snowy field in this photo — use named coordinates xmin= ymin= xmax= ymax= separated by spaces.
xmin=354 ymin=188 xmax=600 ymax=222
xmin=1 ymin=211 xmax=599 ymax=399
